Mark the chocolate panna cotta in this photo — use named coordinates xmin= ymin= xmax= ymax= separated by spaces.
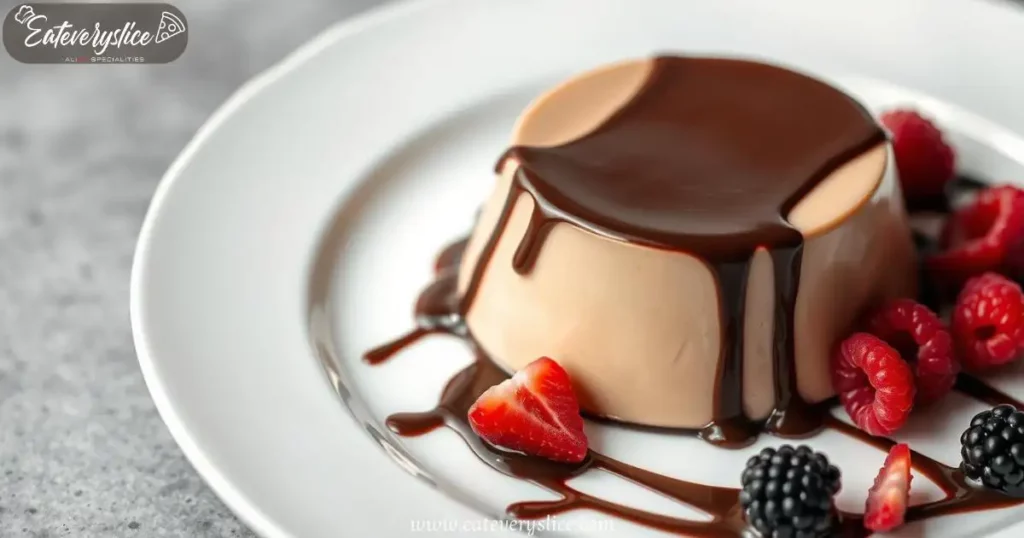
xmin=460 ymin=55 xmax=913 ymax=437
xmin=364 ymin=55 xmax=1024 ymax=535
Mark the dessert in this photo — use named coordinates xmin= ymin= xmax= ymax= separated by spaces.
xmin=458 ymin=56 xmax=916 ymax=439
xmin=362 ymin=55 xmax=1024 ymax=536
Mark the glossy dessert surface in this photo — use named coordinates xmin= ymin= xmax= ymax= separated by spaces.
xmin=456 ymin=57 xmax=916 ymax=430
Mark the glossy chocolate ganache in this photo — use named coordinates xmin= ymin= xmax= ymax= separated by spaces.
xmin=363 ymin=56 xmax=1024 ymax=535
xmin=500 ymin=56 xmax=886 ymax=442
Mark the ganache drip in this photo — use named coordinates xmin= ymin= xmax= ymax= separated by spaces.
xmin=480 ymin=56 xmax=885 ymax=443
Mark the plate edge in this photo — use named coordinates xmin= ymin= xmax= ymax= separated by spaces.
xmin=128 ymin=1 xmax=449 ymax=537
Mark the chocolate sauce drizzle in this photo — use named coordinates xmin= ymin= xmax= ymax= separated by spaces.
xmin=365 ymin=238 xmax=1024 ymax=536
xmin=487 ymin=56 xmax=883 ymax=444
xmin=359 ymin=57 xmax=1024 ymax=534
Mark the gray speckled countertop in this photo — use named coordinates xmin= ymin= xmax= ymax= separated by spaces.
xmin=0 ymin=1 xmax=385 ymax=535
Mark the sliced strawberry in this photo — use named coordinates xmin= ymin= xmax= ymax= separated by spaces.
xmin=864 ymin=443 xmax=913 ymax=532
xmin=468 ymin=357 xmax=588 ymax=463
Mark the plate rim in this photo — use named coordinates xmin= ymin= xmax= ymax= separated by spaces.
xmin=129 ymin=1 xmax=441 ymax=536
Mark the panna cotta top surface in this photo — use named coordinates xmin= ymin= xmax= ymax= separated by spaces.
xmin=506 ymin=56 xmax=885 ymax=255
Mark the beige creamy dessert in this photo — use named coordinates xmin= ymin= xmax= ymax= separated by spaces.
xmin=455 ymin=57 xmax=916 ymax=434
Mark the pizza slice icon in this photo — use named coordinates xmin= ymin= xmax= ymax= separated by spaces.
xmin=155 ymin=11 xmax=186 ymax=44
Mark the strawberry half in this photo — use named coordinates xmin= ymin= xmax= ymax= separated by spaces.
xmin=468 ymin=357 xmax=588 ymax=463
xmin=864 ymin=443 xmax=913 ymax=532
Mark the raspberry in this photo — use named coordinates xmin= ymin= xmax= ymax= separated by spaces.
xmin=928 ymin=186 xmax=1024 ymax=286
xmin=881 ymin=109 xmax=956 ymax=199
xmin=831 ymin=333 xmax=916 ymax=436
xmin=865 ymin=299 xmax=958 ymax=405
xmin=952 ymin=272 xmax=1024 ymax=371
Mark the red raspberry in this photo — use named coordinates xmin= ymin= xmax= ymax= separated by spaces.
xmin=952 ymin=272 xmax=1024 ymax=371
xmin=881 ymin=109 xmax=956 ymax=199
xmin=865 ymin=299 xmax=958 ymax=405
xmin=928 ymin=186 xmax=1024 ymax=286
xmin=831 ymin=333 xmax=916 ymax=436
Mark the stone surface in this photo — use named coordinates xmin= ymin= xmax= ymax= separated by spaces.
xmin=0 ymin=0 xmax=386 ymax=535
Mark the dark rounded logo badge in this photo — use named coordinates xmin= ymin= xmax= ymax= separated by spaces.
xmin=4 ymin=3 xmax=187 ymax=64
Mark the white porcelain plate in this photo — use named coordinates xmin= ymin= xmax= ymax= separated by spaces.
xmin=131 ymin=0 xmax=1024 ymax=536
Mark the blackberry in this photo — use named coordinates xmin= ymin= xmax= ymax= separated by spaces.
xmin=960 ymin=404 xmax=1024 ymax=497
xmin=739 ymin=445 xmax=841 ymax=538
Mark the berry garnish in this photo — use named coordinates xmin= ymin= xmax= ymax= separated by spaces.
xmin=468 ymin=357 xmax=588 ymax=463
xmin=881 ymin=109 xmax=956 ymax=199
xmin=952 ymin=272 xmax=1024 ymax=371
xmin=831 ymin=333 xmax=916 ymax=436
xmin=928 ymin=185 xmax=1024 ymax=286
xmin=740 ymin=445 xmax=841 ymax=537
xmin=960 ymin=404 xmax=1024 ymax=497
xmin=864 ymin=443 xmax=912 ymax=532
xmin=865 ymin=299 xmax=958 ymax=405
